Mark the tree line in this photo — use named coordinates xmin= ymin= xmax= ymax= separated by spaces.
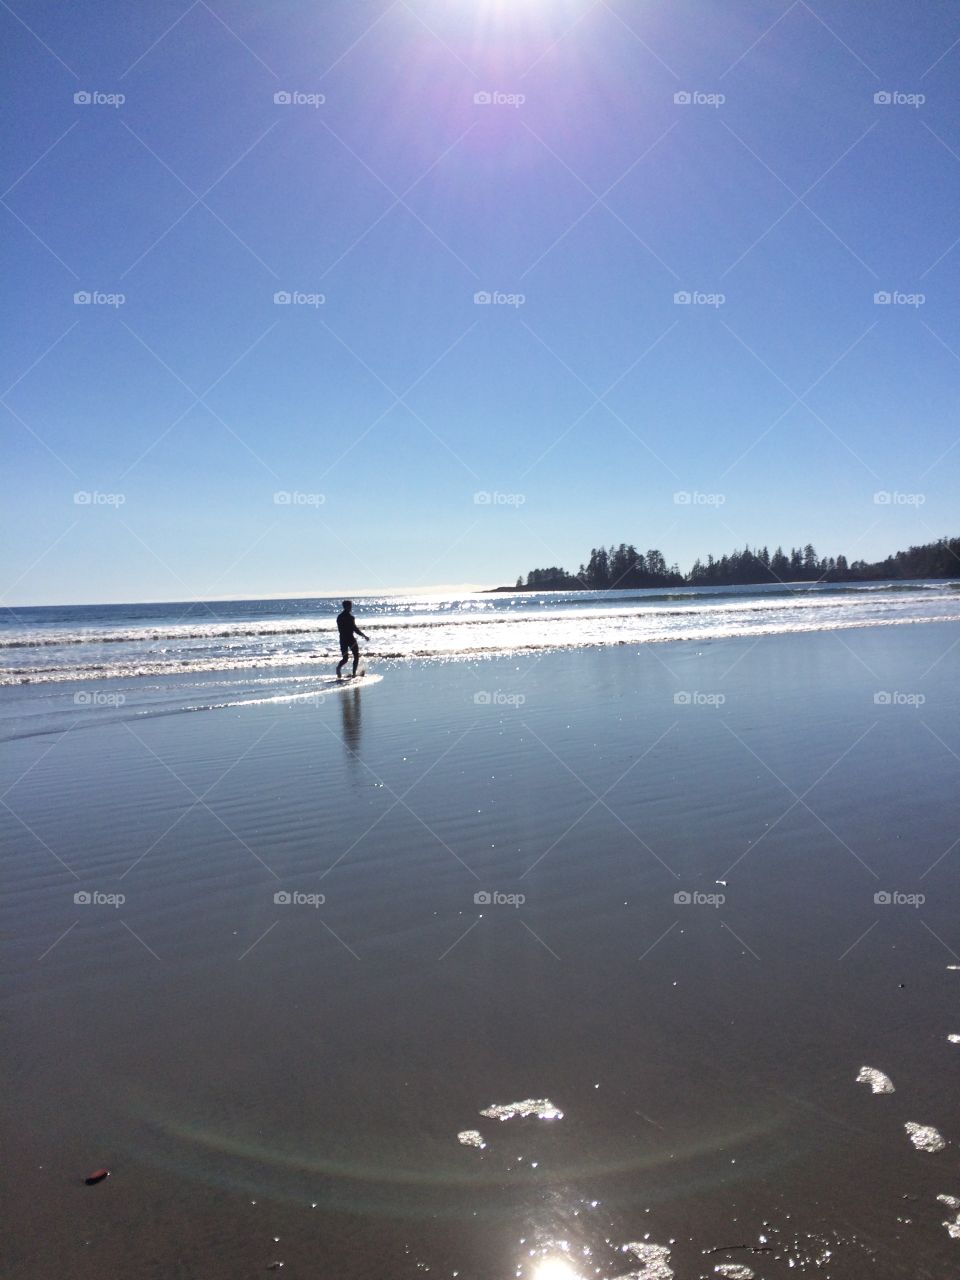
xmin=514 ymin=536 xmax=960 ymax=590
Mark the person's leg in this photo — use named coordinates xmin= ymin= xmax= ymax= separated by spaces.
xmin=350 ymin=640 xmax=360 ymax=677
xmin=337 ymin=642 xmax=349 ymax=677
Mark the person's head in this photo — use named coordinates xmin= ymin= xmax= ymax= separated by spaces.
xmin=342 ymin=600 xmax=352 ymax=612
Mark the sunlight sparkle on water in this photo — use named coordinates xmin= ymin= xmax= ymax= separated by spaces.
xmin=531 ymin=1258 xmax=583 ymax=1280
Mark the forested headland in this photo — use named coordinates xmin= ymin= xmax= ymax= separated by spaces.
xmin=501 ymin=536 xmax=960 ymax=591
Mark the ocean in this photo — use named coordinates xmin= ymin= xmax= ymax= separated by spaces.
xmin=1 ymin=579 xmax=958 ymax=740
xmin=5 ymin=581 xmax=960 ymax=681
xmin=3 ymin=578 xmax=957 ymax=747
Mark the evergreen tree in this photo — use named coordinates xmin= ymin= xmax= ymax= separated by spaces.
xmin=514 ymin=535 xmax=958 ymax=592
xmin=770 ymin=547 xmax=790 ymax=580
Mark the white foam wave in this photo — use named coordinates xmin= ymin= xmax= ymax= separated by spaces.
xmin=4 ymin=611 xmax=959 ymax=686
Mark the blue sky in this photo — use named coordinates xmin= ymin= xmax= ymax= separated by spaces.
xmin=3 ymin=0 xmax=959 ymax=604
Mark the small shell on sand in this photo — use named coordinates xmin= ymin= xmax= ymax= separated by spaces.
xmin=905 ymin=1122 xmax=946 ymax=1152
xmin=856 ymin=1066 xmax=895 ymax=1094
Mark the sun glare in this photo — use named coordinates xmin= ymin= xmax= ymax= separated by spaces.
xmin=531 ymin=1258 xmax=584 ymax=1280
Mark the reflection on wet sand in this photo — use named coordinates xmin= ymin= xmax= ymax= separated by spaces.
xmin=340 ymin=685 xmax=362 ymax=757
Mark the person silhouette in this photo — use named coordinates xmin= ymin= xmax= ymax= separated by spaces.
xmin=335 ymin=600 xmax=369 ymax=679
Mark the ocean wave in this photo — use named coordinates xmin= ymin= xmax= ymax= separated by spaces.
xmin=4 ymin=612 xmax=960 ymax=686
xmin=2 ymin=583 xmax=956 ymax=650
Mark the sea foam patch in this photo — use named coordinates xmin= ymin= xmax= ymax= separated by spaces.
xmin=856 ymin=1065 xmax=895 ymax=1094
xmin=937 ymin=1192 xmax=960 ymax=1236
xmin=905 ymin=1122 xmax=946 ymax=1152
xmin=618 ymin=1241 xmax=673 ymax=1279
xmin=714 ymin=1266 xmax=755 ymax=1279
xmin=456 ymin=1129 xmax=486 ymax=1149
xmin=479 ymin=1098 xmax=563 ymax=1121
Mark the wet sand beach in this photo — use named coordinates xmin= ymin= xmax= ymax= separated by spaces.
xmin=3 ymin=624 xmax=960 ymax=1279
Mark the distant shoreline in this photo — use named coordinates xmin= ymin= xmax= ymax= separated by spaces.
xmin=487 ymin=575 xmax=960 ymax=593
xmin=507 ymin=534 xmax=960 ymax=594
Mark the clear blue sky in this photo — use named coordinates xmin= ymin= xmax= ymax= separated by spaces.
xmin=3 ymin=0 xmax=959 ymax=604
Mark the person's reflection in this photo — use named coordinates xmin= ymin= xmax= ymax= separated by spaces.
xmin=340 ymin=686 xmax=362 ymax=758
